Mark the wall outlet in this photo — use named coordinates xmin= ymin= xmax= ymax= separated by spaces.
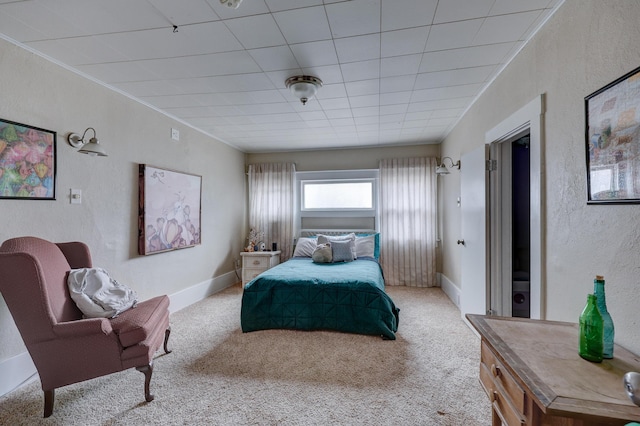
xmin=235 ymin=259 xmax=241 ymax=269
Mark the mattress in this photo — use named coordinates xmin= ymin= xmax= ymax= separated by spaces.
xmin=240 ymin=257 xmax=399 ymax=339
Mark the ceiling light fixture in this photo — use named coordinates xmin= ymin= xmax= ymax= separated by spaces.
xmin=220 ymin=0 xmax=242 ymax=9
xmin=67 ymin=127 xmax=108 ymax=157
xmin=285 ymin=75 xmax=323 ymax=105
xmin=435 ymin=157 xmax=460 ymax=175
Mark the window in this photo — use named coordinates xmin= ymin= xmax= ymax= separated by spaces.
xmin=295 ymin=170 xmax=379 ymax=231
xmin=302 ymin=180 xmax=373 ymax=210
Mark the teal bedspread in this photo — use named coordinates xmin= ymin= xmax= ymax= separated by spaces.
xmin=241 ymin=257 xmax=399 ymax=339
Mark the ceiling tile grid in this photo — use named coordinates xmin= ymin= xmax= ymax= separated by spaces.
xmin=0 ymin=0 xmax=564 ymax=152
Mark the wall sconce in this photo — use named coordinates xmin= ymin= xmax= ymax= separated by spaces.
xmin=67 ymin=127 xmax=108 ymax=157
xmin=435 ymin=157 xmax=460 ymax=175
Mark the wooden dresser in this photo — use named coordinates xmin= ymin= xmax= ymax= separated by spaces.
xmin=466 ymin=314 xmax=640 ymax=426
xmin=240 ymin=250 xmax=280 ymax=288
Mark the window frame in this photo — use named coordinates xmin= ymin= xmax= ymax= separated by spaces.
xmin=300 ymin=178 xmax=376 ymax=212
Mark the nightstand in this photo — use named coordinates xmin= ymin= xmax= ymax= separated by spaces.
xmin=240 ymin=250 xmax=281 ymax=288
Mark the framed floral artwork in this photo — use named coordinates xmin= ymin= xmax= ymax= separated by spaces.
xmin=585 ymin=66 xmax=640 ymax=203
xmin=138 ymin=164 xmax=202 ymax=255
xmin=0 ymin=118 xmax=56 ymax=200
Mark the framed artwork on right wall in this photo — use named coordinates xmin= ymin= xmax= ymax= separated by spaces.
xmin=585 ymin=65 xmax=640 ymax=204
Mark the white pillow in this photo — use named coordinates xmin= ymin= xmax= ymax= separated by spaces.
xmin=67 ymin=268 xmax=138 ymax=318
xmin=355 ymin=235 xmax=375 ymax=258
xmin=317 ymin=233 xmax=356 ymax=258
xmin=292 ymin=237 xmax=317 ymax=257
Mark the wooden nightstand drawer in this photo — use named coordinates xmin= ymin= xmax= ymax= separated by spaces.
xmin=245 ymin=257 xmax=268 ymax=268
xmin=243 ymin=269 xmax=263 ymax=283
xmin=481 ymin=341 xmax=526 ymax=416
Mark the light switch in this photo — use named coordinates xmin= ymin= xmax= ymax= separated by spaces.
xmin=70 ymin=189 xmax=82 ymax=204
xmin=171 ymin=128 xmax=180 ymax=141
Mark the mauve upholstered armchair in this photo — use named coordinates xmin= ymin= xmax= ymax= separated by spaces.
xmin=0 ymin=236 xmax=171 ymax=417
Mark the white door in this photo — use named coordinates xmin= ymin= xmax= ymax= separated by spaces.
xmin=460 ymin=146 xmax=489 ymax=318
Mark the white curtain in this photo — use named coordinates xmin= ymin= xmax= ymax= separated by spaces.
xmin=248 ymin=163 xmax=296 ymax=262
xmin=379 ymin=157 xmax=437 ymax=287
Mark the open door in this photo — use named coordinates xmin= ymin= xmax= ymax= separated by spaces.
xmin=460 ymin=145 xmax=489 ymax=318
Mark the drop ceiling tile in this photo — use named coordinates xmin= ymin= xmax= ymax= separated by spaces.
xmin=340 ymin=60 xmax=380 ymax=83
xmin=411 ymin=83 xmax=483 ymax=102
xmin=380 ymin=91 xmax=412 ymax=105
xmin=425 ymin=19 xmax=484 ymax=52
xmin=315 ymin=83 xmax=348 ymax=99
xmin=474 ymin=11 xmax=542 ymax=45
xmin=354 ymin=116 xmax=379 ymax=126
xmin=381 ymin=54 xmax=422 ymax=77
xmin=318 ymin=97 xmax=351 ymax=110
xmin=265 ymin=0 xmax=323 ymax=12
xmin=302 ymin=64 xmax=343 ymax=84
xmin=349 ymin=94 xmax=379 ymax=108
xmin=352 ymin=106 xmax=380 ymax=117
xmin=407 ymin=97 xmax=474 ymax=112
xmin=381 ymin=27 xmax=429 ymax=58
xmin=249 ymin=46 xmax=298 ymax=71
xmin=414 ymin=65 xmax=496 ymax=90
xmin=325 ymin=0 xmax=380 ymax=38
xmin=274 ymin=6 xmax=331 ymax=44
xmin=381 ymin=0 xmax=437 ymax=31
xmin=298 ymin=110 xmax=327 ymax=121
xmin=433 ymin=0 xmax=494 ymax=24
xmin=380 ymin=75 xmax=415 ymax=93
xmin=225 ymin=14 xmax=286 ymax=49
xmin=148 ymin=0 xmax=220 ymax=25
xmin=380 ymin=104 xmax=408 ymax=115
xmin=334 ymin=34 xmax=380 ymax=63
xmin=325 ymin=109 xmax=353 ymax=119
xmin=489 ymin=0 xmax=551 ymax=15
xmin=419 ymin=43 xmax=513 ymax=73
xmin=345 ymin=79 xmax=379 ymax=97
xmin=290 ymin=40 xmax=338 ymax=67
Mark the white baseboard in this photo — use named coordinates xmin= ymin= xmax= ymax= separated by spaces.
xmin=438 ymin=272 xmax=461 ymax=310
xmin=0 ymin=351 xmax=37 ymax=397
xmin=0 ymin=270 xmax=239 ymax=398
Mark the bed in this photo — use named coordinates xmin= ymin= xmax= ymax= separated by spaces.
xmin=240 ymin=231 xmax=399 ymax=340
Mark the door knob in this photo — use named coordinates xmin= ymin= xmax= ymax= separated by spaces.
xmin=457 ymin=239 xmax=465 ymax=245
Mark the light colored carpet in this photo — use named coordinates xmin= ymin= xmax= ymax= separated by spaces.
xmin=0 ymin=285 xmax=491 ymax=425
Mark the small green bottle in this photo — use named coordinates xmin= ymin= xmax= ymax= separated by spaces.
xmin=593 ymin=275 xmax=614 ymax=358
xmin=579 ymin=293 xmax=603 ymax=362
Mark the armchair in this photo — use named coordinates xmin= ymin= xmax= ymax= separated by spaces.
xmin=0 ymin=236 xmax=172 ymax=417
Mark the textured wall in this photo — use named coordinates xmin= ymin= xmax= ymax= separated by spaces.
xmin=0 ymin=38 xmax=246 ymax=361
xmin=440 ymin=0 xmax=640 ymax=353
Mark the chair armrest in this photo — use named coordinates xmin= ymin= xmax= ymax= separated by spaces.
xmin=53 ymin=317 xmax=113 ymax=337
xmin=56 ymin=241 xmax=93 ymax=269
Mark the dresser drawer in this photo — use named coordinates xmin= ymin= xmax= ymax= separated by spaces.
xmin=481 ymin=341 xmax=526 ymax=416
xmin=244 ymin=257 xmax=269 ymax=268
xmin=480 ymin=362 xmax=526 ymax=425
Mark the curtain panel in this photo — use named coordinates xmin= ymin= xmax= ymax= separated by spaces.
xmin=379 ymin=157 xmax=437 ymax=287
xmin=247 ymin=163 xmax=296 ymax=262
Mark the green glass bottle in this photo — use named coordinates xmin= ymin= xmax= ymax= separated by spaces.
xmin=593 ymin=275 xmax=614 ymax=358
xmin=579 ymin=293 xmax=603 ymax=363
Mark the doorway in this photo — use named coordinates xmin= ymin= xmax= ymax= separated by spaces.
xmin=511 ymin=135 xmax=531 ymax=318
xmin=485 ymin=95 xmax=544 ymax=320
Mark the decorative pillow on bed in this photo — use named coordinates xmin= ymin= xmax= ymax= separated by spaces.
xmin=292 ymin=237 xmax=317 ymax=257
xmin=331 ymin=240 xmax=355 ymax=262
xmin=312 ymin=243 xmax=333 ymax=263
xmin=356 ymin=233 xmax=380 ymax=260
xmin=318 ymin=233 xmax=356 ymax=258
xmin=355 ymin=234 xmax=376 ymax=258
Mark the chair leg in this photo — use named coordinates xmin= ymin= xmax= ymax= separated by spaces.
xmin=136 ymin=362 xmax=154 ymax=402
xmin=44 ymin=389 xmax=54 ymax=418
xmin=163 ymin=326 xmax=172 ymax=354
